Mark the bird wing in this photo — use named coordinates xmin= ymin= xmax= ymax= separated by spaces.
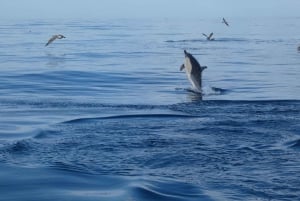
xmin=223 ymin=18 xmax=229 ymax=26
xmin=202 ymin=33 xmax=208 ymax=38
xmin=45 ymin=35 xmax=57 ymax=46
xmin=208 ymin=32 xmax=214 ymax=40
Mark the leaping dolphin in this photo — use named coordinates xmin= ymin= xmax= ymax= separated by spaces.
xmin=222 ymin=18 xmax=229 ymax=26
xmin=202 ymin=32 xmax=215 ymax=41
xmin=180 ymin=50 xmax=207 ymax=93
xmin=45 ymin=34 xmax=66 ymax=46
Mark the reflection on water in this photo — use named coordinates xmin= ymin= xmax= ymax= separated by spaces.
xmin=45 ymin=52 xmax=66 ymax=67
xmin=186 ymin=89 xmax=203 ymax=102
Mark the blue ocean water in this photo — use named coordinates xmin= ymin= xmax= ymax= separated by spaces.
xmin=0 ymin=17 xmax=300 ymax=200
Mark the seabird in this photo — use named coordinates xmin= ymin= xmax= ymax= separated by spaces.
xmin=202 ymin=32 xmax=215 ymax=41
xmin=222 ymin=18 xmax=229 ymax=26
xmin=45 ymin=34 xmax=66 ymax=46
xmin=180 ymin=50 xmax=207 ymax=93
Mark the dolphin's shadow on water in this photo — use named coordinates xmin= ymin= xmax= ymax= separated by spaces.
xmin=184 ymin=87 xmax=228 ymax=102
xmin=209 ymin=87 xmax=228 ymax=94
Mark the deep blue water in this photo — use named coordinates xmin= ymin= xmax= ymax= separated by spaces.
xmin=0 ymin=18 xmax=300 ymax=200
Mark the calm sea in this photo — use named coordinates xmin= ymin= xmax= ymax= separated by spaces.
xmin=0 ymin=17 xmax=299 ymax=201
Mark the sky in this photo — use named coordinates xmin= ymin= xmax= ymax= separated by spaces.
xmin=1 ymin=0 xmax=300 ymax=20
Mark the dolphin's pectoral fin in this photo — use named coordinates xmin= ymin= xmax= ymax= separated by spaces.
xmin=201 ymin=66 xmax=207 ymax=71
xmin=180 ymin=64 xmax=185 ymax=71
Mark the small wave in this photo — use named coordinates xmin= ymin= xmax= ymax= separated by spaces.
xmin=165 ymin=39 xmax=204 ymax=43
xmin=130 ymin=179 xmax=213 ymax=201
xmin=216 ymin=37 xmax=249 ymax=42
xmin=0 ymin=98 xmax=166 ymax=111
xmin=285 ymin=138 xmax=300 ymax=150
xmin=3 ymin=140 xmax=33 ymax=154
xmin=49 ymin=161 xmax=93 ymax=175
xmin=165 ymin=38 xmax=248 ymax=43
xmin=0 ymin=164 xmax=212 ymax=201
xmin=205 ymin=87 xmax=228 ymax=95
xmin=182 ymin=87 xmax=228 ymax=101
xmin=63 ymin=113 xmax=197 ymax=124
xmin=33 ymin=129 xmax=60 ymax=139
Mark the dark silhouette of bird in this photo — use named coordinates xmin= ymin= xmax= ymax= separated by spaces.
xmin=45 ymin=34 xmax=66 ymax=46
xmin=202 ymin=32 xmax=215 ymax=41
xmin=222 ymin=18 xmax=229 ymax=26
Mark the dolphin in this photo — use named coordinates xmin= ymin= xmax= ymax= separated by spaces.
xmin=222 ymin=18 xmax=229 ymax=26
xmin=202 ymin=32 xmax=215 ymax=41
xmin=45 ymin=34 xmax=66 ymax=46
xmin=180 ymin=50 xmax=207 ymax=93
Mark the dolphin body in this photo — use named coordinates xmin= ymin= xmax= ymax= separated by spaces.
xmin=180 ymin=50 xmax=207 ymax=93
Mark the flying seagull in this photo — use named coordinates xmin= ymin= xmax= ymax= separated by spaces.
xmin=45 ymin=34 xmax=66 ymax=46
xmin=222 ymin=18 xmax=229 ymax=26
xmin=202 ymin=32 xmax=215 ymax=41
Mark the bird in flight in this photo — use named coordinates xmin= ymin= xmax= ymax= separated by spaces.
xmin=202 ymin=32 xmax=215 ymax=41
xmin=222 ymin=18 xmax=229 ymax=26
xmin=45 ymin=34 xmax=66 ymax=46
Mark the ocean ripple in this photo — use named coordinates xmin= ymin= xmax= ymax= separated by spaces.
xmin=0 ymin=164 xmax=213 ymax=201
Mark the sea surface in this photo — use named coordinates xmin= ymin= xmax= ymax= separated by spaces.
xmin=0 ymin=17 xmax=300 ymax=201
